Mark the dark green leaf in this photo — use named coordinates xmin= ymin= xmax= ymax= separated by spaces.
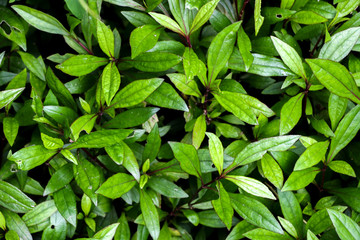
xmin=0 ymin=181 xmax=35 ymax=213
xmin=147 ymin=177 xmax=188 ymax=198
xmin=1 ymin=208 xmax=32 ymax=240
xmin=3 ymin=117 xmax=19 ymax=146
xmin=43 ymin=164 xmax=74 ymax=196
xmin=244 ymin=228 xmax=290 ymax=240
xmin=212 ymin=182 xmax=233 ymax=230
xmin=53 ymin=185 xmax=77 ymax=227
xmin=130 ymin=52 xmax=182 ymax=72
xmin=22 ymin=200 xmax=57 ymax=228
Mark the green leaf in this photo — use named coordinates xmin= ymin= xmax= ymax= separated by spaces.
xmin=149 ymin=12 xmax=184 ymax=35
xmin=42 ymin=211 xmax=67 ymax=240
xmin=280 ymin=93 xmax=304 ymax=135
xmin=238 ymin=26 xmax=254 ymax=71
xmin=278 ymin=217 xmax=298 ymax=238
xmin=146 ymin=82 xmax=189 ymax=111
xmin=271 ymin=36 xmax=306 ymax=78
xmin=143 ymin=124 xmax=161 ymax=162
xmin=226 ymin=175 xmax=276 ymax=199
xmin=169 ymin=141 xmax=202 ymax=178
xmin=130 ymin=52 xmax=182 ymax=72
xmin=105 ymin=0 xmax=146 ymax=11
xmin=0 ymin=88 xmax=25 ymax=109
xmin=114 ymin=213 xmax=130 ymax=240
xmin=192 ymin=114 xmax=206 ymax=149
xmin=329 ymin=188 xmax=360 ymax=212
xmin=102 ymin=63 xmax=121 ymax=105
xmin=290 ymin=11 xmax=328 ymax=24
xmin=244 ymin=228 xmax=290 ymax=240
xmin=110 ymin=78 xmax=163 ymax=109
xmin=261 ymin=153 xmax=284 ymax=189
xmin=328 ymin=105 xmax=360 ymax=161
xmin=282 ymin=167 xmax=320 ymax=191
xmin=225 ymin=220 xmax=256 ymax=240
xmin=40 ymin=133 xmax=64 ymax=150
xmin=53 ymin=185 xmax=77 ymax=227
xmin=198 ymin=210 xmax=229 ymax=228
xmin=46 ymin=67 xmax=77 ymax=110
xmin=329 ymin=93 xmax=347 ymax=130
xmin=147 ymin=177 xmax=188 ymax=198
xmin=96 ymin=173 xmax=136 ymax=199
xmin=328 ymin=209 xmax=360 ymax=240
xmin=0 ymin=181 xmax=35 ymax=213
xmin=1 ymin=208 xmax=32 ymax=240
xmin=18 ymin=52 xmax=45 ymax=81
xmin=207 ymin=21 xmax=241 ymax=84
xmin=278 ymin=190 xmax=304 ymax=238
xmin=228 ymin=135 xmax=300 ymax=168
xmin=182 ymin=209 xmax=199 ymax=226
xmin=214 ymin=91 xmax=257 ymax=125
xmin=43 ymin=164 xmax=73 ymax=195
xmin=67 ymin=129 xmax=133 ymax=150
xmin=206 ymin=132 xmax=223 ymax=174
xmin=140 ymin=190 xmax=160 ymax=240
xmin=183 ymin=48 xmax=200 ymax=82
xmin=93 ymin=223 xmax=119 ymax=240
xmin=254 ymin=0 xmax=264 ymax=35
xmin=328 ymin=161 xmax=356 ymax=177
xmin=310 ymin=117 xmax=335 ymax=137
xmin=5 ymin=230 xmax=19 ymax=240
xmin=190 ymin=0 xmax=220 ymax=33
xmin=230 ymin=194 xmax=283 ymax=234
xmin=70 ymin=114 xmax=97 ymax=141
xmin=9 ymin=145 xmax=57 ymax=171
xmin=22 ymin=200 xmax=57 ymax=228
xmin=307 ymin=230 xmax=319 ymax=240
xmin=3 ymin=117 xmax=19 ymax=146
xmin=212 ymin=182 xmax=233 ymax=230
xmin=294 ymin=141 xmax=329 ymax=171
xmin=306 ymin=59 xmax=360 ymax=104
xmin=318 ymin=27 xmax=360 ymax=62
xmin=97 ymin=20 xmax=115 ymax=57
xmin=12 ymin=5 xmax=69 ymax=35
xmin=104 ymin=107 xmax=159 ymax=129
xmin=336 ymin=0 xmax=360 ymax=18
xmin=56 ymin=55 xmax=108 ymax=77
xmin=130 ymin=25 xmax=162 ymax=59
xmin=121 ymin=141 xmax=140 ymax=181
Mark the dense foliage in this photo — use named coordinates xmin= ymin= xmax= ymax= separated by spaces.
xmin=1 ymin=0 xmax=360 ymax=239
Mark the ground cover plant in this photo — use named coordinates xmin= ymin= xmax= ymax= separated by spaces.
xmin=1 ymin=0 xmax=360 ymax=239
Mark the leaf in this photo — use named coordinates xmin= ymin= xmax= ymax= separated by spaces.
xmin=114 ymin=213 xmax=130 ymax=240
xmin=97 ymin=20 xmax=115 ymax=57
xmin=67 ymin=129 xmax=133 ymax=150
xmin=43 ymin=164 xmax=74 ymax=196
xmin=0 ymin=181 xmax=35 ymax=213
xmin=183 ymin=48 xmax=200 ymax=82
xmin=278 ymin=217 xmax=298 ymax=238
xmin=212 ymin=182 xmax=233 ymax=230
xmin=70 ymin=114 xmax=97 ymax=141
xmin=3 ymin=117 xmax=19 ymax=146
xmin=1 ymin=208 xmax=32 ymax=240
xmin=244 ymin=228 xmax=290 ymax=240
xmin=226 ymin=175 xmax=276 ymax=199
xmin=329 ymin=188 xmax=360 ymax=212
xmin=278 ymin=190 xmax=304 ymax=238
xmin=9 ymin=145 xmax=57 ymax=171
xmin=214 ymin=91 xmax=257 ymax=125
xmin=228 ymin=135 xmax=300 ymax=168
xmin=328 ymin=161 xmax=356 ymax=177
xmin=207 ymin=21 xmax=241 ymax=84
xmin=105 ymin=0 xmax=146 ymax=11
xmin=280 ymin=93 xmax=304 ymax=135
xmin=261 ymin=153 xmax=284 ymax=189
xmin=336 ymin=0 xmax=360 ymax=18
xmin=46 ymin=67 xmax=77 ymax=110
xmin=230 ymin=193 xmax=283 ymax=234
xmin=143 ymin=124 xmax=161 ymax=162
xmin=190 ymin=0 xmax=220 ymax=33
xmin=282 ymin=167 xmax=320 ymax=191
xmin=192 ymin=115 xmax=206 ymax=149
xmin=130 ymin=25 xmax=162 ymax=59
xmin=102 ymin=63 xmax=121 ymax=105
xmin=294 ymin=141 xmax=329 ymax=171
xmin=254 ymin=0 xmax=264 ymax=36
xmin=206 ymin=132 xmax=223 ymax=174
xmin=11 ymin=5 xmax=69 ymax=35
xmin=168 ymin=141 xmax=202 ymax=178
xmin=110 ymin=78 xmax=163 ymax=109
xmin=146 ymin=82 xmax=189 ymax=111
xmin=306 ymin=59 xmax=360 ymax=104
xmin=149 ymin=12 xmax=184 ymax=35
xmin=182 ymin=209 xmax=199 ymax=226
xmin=290 ymin=11 xmax=328 ymax=24
xmin=328 ymin=105 xmax=360 ymax=161
xmin=140 ymin=190 xmax=160 ymax=240
xmin=93 ymin=223 xmax=119 ymax=240
xmin=318 ymin=27 xmax=360 ymax=62
xmin=42 ymin=211 xmax=67 ymax=240
xmin=328 ymin=209 xmax=360 ymax=240
xmin=18 ymin=52 xmax=45 ymax=81
xmin=271 ymin=36 xmax=306 ymax=78
xmin=328 ymin=93 xmax=347 ymax=130
xmin=121 ymin=141 xmax=140 ymax=181
xmin=0 ymin=88 xmax=25 ymax=109
xmin=147 ymin=177 xmax=188 ymax=198
xmin=307 ymin=230 xmax=319 ymax=240
xmin=225 ymin=220 xmax=256 ymax=240
xmin=198 ymin=210 xmax=229 ymax=228
xmin=56 ymin=55 xmax=108 ymax=77
xmin=168 ymin=73 xmax=201 ymax=98
xmin=238 ymin=26 xmax=254 ymax=71
xmin=22 ymin=200 xmax=57 ymax=228
xmin=130 ymin=52 xmax=182 ymax=72
xmin=96 ymin=173 xmax=136 ymax=199
xmin=53 ymin=185 xmax=77 ymax=227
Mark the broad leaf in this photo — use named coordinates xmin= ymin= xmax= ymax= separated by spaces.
xmin=22 ymin=200 xmax=57 ymax=228
xmin=280 ymin=93 xmax=304 ymax=135
xmin=0 ymin=181 xmax=35 ymax=213
xmin=169 ymin=142 xmax=202 ymax=178
xmin=192 ymin=115 xmax=206 ymax=149
xmin=43 ymin=164 xmax=73 ymax=196
xmin=282 ymin=167 xmax=320 ymax=191
xmin=238 ymin=26 xmax=254 ymax=71
xmin=0 ymin=88 xmax=25 ymax=109
xmin=328 ymin=93 xmax=347 ymax=130
xmin=53 ymin=185 xmax=77 ymax=227
xmin=140 ymin=190 xmax=160 ymax=240
xmin=206 ymin=132 xmax=224 ymax=174
xmin=190 ymin=0 xmax=220 ymax=33
xmin=3 ymin=117 xmax=19 ymax=146
xmin=149 ymin=12 xmax=184 ymax=35
xmin=244 ymin=228 xmax=290 ymax=240
xmin=212 ymin=182 xmax=233 ymax=230
xmin=96 ymin=173 xmax=136 ymax=199
xmin=130 ymin=52 xmax=182 ymax=72
xmin=1 ymin=208 xmax=32 ymax=240
xmin=93 ymin=223 xmax=119 ymax=240
xmin=97 ymin=20 xmax=115 ymax=57
xmin=56 ymin=55 xmax=108 ymax=77
xmin=261 ymin=153 xmax=284 ymax=189
xmin=294 ymin=141 xmax=329 ymax=171
xmin=130 ymin=25 xmax=162 ymax=59
xmin=329 ymin=188 xmax=360 ymax=212
xmin=147 ymin=177 xmax=189 ymax=198
xmin=328 ymin=209 xmax=360 ymax=240
xmin=102 ymin=63 xmax=121 ymax=105
xmin=328 ymin=160 xmax=356 ymax=177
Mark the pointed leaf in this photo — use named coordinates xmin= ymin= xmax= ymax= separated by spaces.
xmin=280 ymin=93 xmax=304 ymax=135
xmin=192 ymin=114 xmax=206 ymax=149
xmin=93 ymin=223 xmax=119 ymax=240
xmin=254 ymin=0 xmax=264 ymax=35
xmin=190 ymin=0 xmax=220 ymax=33
xmin=261 ymin=153 xmax=284 ymax=189
xmin=56 ymin=55 xmax=108 ymax=77
xmin=147 ymin=177 xmax=188 ymax=198
xmin=0 ymin=181 xmax=35 ymax=213
xmin=0 ymin=88 xmax=25 ymax=109
xmin=329 ymin=93 xmax=347 ymax=130
xmin=167 ymin=73 xmax=201 ymax=97
xmin=96 ymin=173 xmax=136 ymax=199
xmin=53 ymin=185 xmax=77 ymax=227
xmin=282 ymin=167 xmax=320 ymax=191
xmin=238 ymin=26 xmax=254 ymax=71
xmin=149 ymin=12 xmax=184 ymax=35
xmin=244 ymin=228 xmax=290 ymax=240
xmin=206 ymin=132 xmax=224 ymax=174
xmin=328 ymin=209 xmax=360 ymax=240
xmin=3 ymin=117 xmax=19 ymax=146
xmin=328 ymin=161 xmax=356 ymax=177
xmin=294 ymin=141 xmax=329 ymax=171
xmin=102 ymin=63 xmax=121 ymax=105
xmin=140 ymin=190 xmax=160 ymax=240
xmin=97 ymin=20 xmax=115 ymax=57
xmin=212 ymin=182 xmax=233 ymax=230
xmin=131 ymin=52 xmax=182 ymax=72
xmin=130 ymin=24 xmax=162 ymax=59
xmin=43 ymin=164 xmax=73 ymax=196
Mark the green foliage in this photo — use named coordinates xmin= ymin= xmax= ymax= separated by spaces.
xmin=1 ymin=0 xmax=360 ymax=239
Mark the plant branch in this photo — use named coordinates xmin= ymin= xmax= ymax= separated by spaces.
xmin=81 ymin=148 xmax=109 ymax=171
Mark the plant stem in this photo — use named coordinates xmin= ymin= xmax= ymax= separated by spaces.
xmin=81 ymin=148 xmax=109 ymax=170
